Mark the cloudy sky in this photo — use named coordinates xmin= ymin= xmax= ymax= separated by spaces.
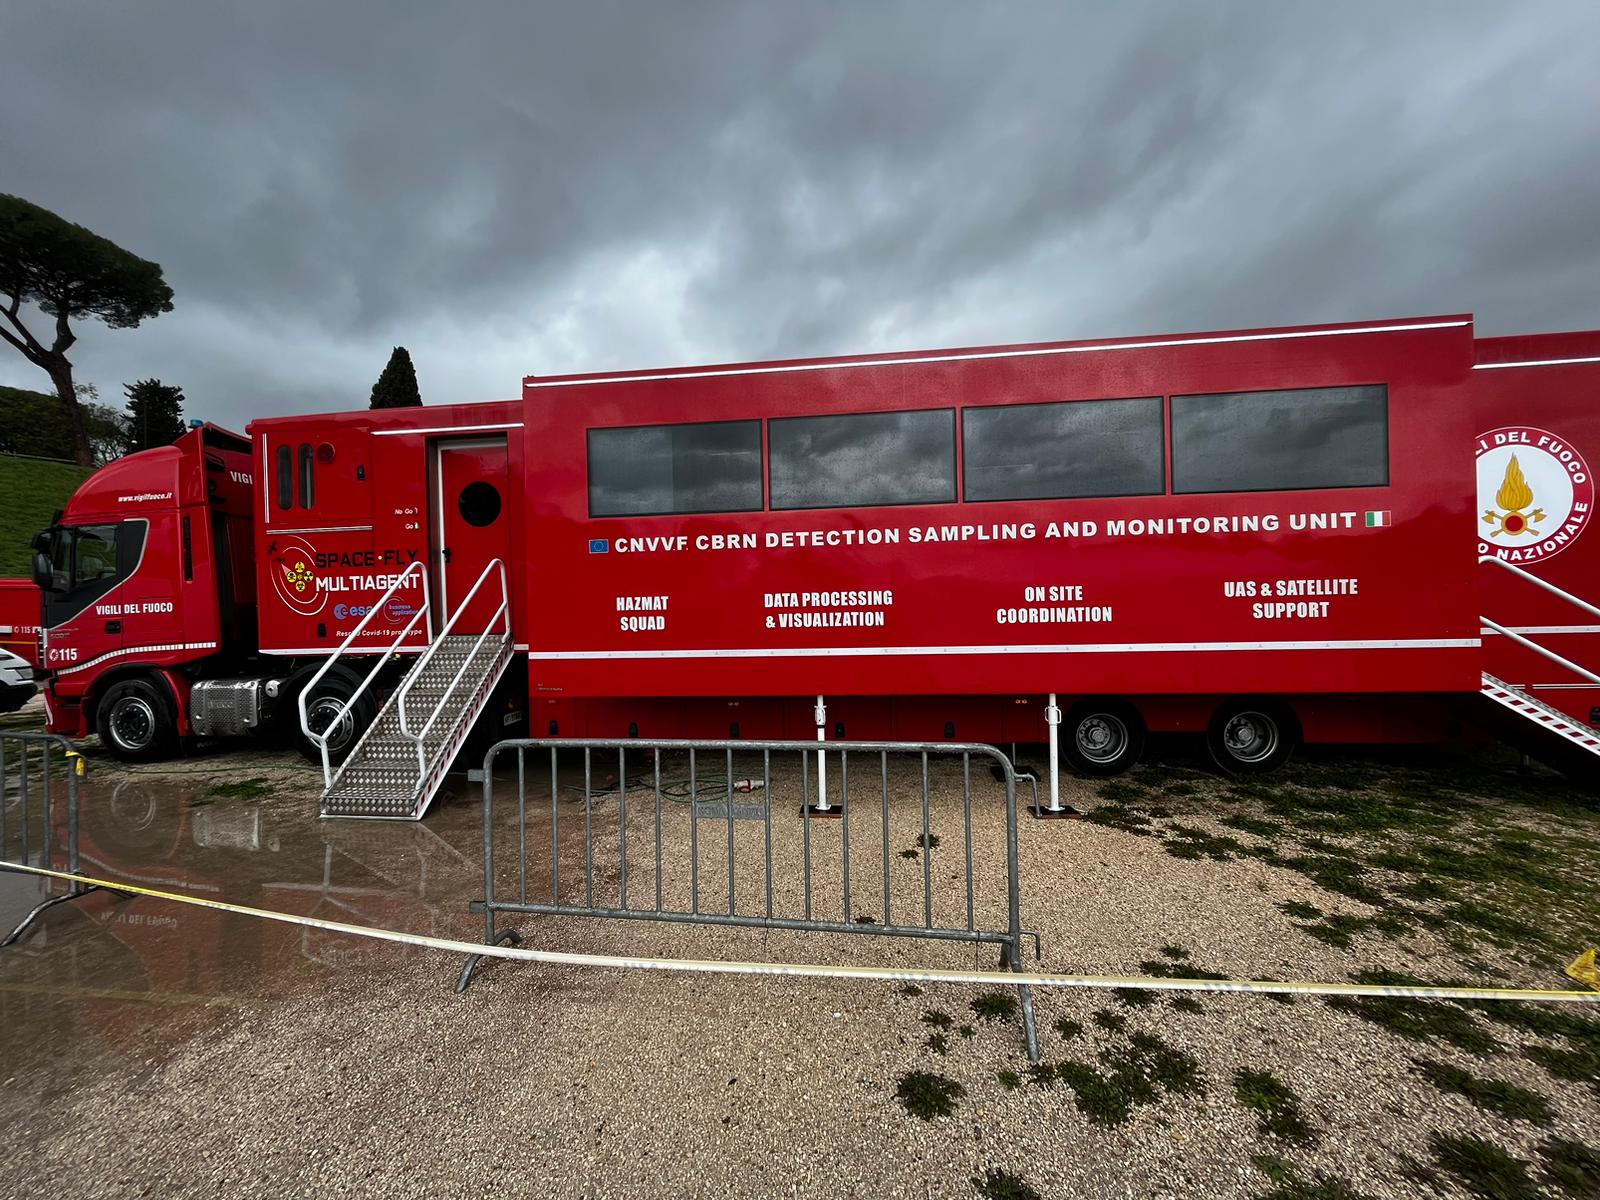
xmin=4 ymin=3 xmax=1598 ymax=429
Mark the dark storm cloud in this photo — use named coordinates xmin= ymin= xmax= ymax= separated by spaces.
xmin=3 ymin=2 xmax=1598 ymax=429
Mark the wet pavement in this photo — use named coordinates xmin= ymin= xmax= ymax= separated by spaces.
xmin=1 ymin=745 xmax=490 ymax=1079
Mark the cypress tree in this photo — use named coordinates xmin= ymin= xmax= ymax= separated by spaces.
xmin=369 ymin=346 xmax=422 ymax=408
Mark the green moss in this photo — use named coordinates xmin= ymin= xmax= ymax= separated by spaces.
xmin=895 ymin=1070 xmax=964 ymax=1120
xmin=1220 ymin=813 xmax=1283 ymax=838
xmin=971 ymin=1168 xmax=1042 ymax=1200
xmin=1413 ymin=1059 xmax=1553 ymax=1125
xmin=1429 ymin=1133 xmax=1541 ymax=1200
xmin=1234 ymin=1068 xmax=1315 ymax=1144
xmin=1163 ymin=824 xmax=1248 ymax=861
xmin=1051 ymin=1033 xmax=1205 ymax=1127
xmin=1325 ymin=971 xmax=1501 ymax=1057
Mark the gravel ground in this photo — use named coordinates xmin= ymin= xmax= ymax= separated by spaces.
xmin=1 ymin=740 xmax=1597 ymax=1198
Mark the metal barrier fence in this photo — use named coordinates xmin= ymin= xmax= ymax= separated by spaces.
xmin=0 ymin=731 xmax=86 ymax=946
xmin=457 ymin=738 xmax=1042 ymax=1059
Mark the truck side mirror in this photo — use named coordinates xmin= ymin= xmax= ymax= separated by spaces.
xmin=32 ymin=551 xmax=52 ymax=590
xmin=31 ymin=530 xmax=51 ymax=554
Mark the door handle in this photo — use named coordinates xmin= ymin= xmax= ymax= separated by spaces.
xmin=105 ymin=621 xmax=122 ymax=634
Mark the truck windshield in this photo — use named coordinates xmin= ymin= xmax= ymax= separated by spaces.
xmin=40 ymin=521 xmax=146 ymax=626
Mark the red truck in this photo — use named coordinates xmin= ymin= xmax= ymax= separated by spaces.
xmin=23 ymin=314 xmax=1600 ymax=820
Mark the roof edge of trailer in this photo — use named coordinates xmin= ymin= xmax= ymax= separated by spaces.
xmin=523 ymin=314 xmax=1475 ymax=390
xmin=1474 ymin=328 xmax=1600 ymax=370
xmin=244 ymin=398 xmax=520 ymax=437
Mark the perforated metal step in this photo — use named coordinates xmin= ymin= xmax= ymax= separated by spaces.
xmin=320 ymin=633 xmax=513 ymax=820
xmin=1479 ymin=672 xmax=1600 ymax=757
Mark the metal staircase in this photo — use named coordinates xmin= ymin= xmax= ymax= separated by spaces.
xmin=1478 ymin=556 xmax=1600 ymax=765
xmin=303 ymin=560 xmax=512 ymax=821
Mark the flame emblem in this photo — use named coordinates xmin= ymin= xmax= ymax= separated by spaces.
xmin=1482 ymin=454 xmax=1547 ymax=538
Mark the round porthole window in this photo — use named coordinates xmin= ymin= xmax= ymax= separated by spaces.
xmin=458 ymin=481 xmax=502 ymax=527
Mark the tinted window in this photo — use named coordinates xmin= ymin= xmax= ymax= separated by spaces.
xmin=297 ymin=443 xmax=315 ymax=508
xmin=770 ymin=409 xmax=956 ymax=510
xmin=588 ymin=420 xmax=762 ymax=517
xmin=963 ymin=397 xmax=1163 ymax=502
xmin=1171 ymin=385 xmax=1388 ymax=494
xmin=459 ymin=481 xmax=502 ymax=527
xmin=275 ymin=445 xmax=292 ymax=510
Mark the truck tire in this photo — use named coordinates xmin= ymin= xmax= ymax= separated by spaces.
xmin=1061 ymin=698 xmax=1146 ymax=776
xmin=96 ymin=677 xmax=178 ymax=762
xmin=1207 ymin=700 xmax=1298 ymax=775
xmin=295 ymin=667 xmax=378 ymax=767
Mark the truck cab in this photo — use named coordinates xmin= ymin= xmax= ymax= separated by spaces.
xmin=32 ymin=424 xmax=256 ymax=756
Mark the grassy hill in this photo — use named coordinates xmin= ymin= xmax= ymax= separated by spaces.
xmin=0 ymin=455 xmax=93 ymax=576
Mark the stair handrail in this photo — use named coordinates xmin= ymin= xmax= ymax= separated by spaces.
xmin=396 ymin=558 xmax=510 ymax=778
xmin=1479 ymin=617 xmax=1600 ymax=686
xmin=1479 ymin=555 xmax=1600 ymax=621
xmin=299 ymin=560 xmax=431 ymax=788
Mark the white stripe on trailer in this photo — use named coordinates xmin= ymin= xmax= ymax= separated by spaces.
xmin=529 ymin=320 xmax=1471 ymax=388
xmin=53 ymin=642 xmax=219 ymax=675
xmin=372 ymin=422 xmax=523 ymax=436
xmin=528 ymin=638 xmax=1479 ymax=661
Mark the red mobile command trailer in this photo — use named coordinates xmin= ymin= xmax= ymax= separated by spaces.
xmin=24 ymin=315 xmax=1600 ymax=822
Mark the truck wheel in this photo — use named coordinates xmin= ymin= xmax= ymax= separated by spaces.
xmin=1207 ymin=700 xmax=1298 ymax=775
xmin=1061 ymin=699 xmax=1146 ymax=776
xmin=96 ymin=677 xmax=178 ymax=762
xmin=295 ymin=667 xmax=377 ymax=766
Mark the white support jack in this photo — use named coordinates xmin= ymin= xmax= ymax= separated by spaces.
xmin=804 ymin=693 xmax=841 ymax=818
xmin=1033 ymin=692 xmax=1076 ymax=819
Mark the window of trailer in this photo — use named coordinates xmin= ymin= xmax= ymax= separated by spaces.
xmin=963 ymin=396 xmax=1164 ymax=502
xmin=769 ymin=409 xmax=957 ymax=510
xmin=1170 ymin=385 xmax=1389 ymax=494
xmin=587 ymin=420 xmax=763 ymax=517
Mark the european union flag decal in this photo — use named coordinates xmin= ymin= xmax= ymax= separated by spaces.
xmin=589 ymin=539 xmax=610 ymax=554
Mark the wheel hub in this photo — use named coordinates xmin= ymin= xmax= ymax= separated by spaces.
xmin=111 ymin=698 xmax=156 ymax=751
xmin=1223 ymin=712 xmax=1278 ymax=763
xmin=1076 ymin=713 xmax=1129 ymax=764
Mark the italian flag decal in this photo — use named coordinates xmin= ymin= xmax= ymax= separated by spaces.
xmin=1364 ymin=510 xmax=1391 ymax=527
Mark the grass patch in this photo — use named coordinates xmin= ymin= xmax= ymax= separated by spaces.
xmin=971 ymin=992 xmax=1018 ymax=1023
xmin=1163 ymin=824 xmax=1247 ymax=861
xmin=1052 ymin=1017 xmax=1082 ymax=1041
xmin=1414 ymin=1059 xmax=1553 ymax=1125
xmin=1280 ymin=900 xmax=1323 ymax=920
xmin=1052 ymin=1033 xmax=1204 ymax=1127
xmin=1429 ymin=1133 xmax=1541 ymax=1200
xmin=1115 ymin=987 xmax=1159 ymax=1008
xmin=1159 ymin=944 xmax=1190 ymax=960
xmin=1234 ymin=1068 xmax=1315 ymax=1144
xmin=205 ymin=777 xmax=274 ymax=800
xmin=1091 ymin=1009 xmax=1126 ymax=1033
xmin=921 ymin=1009 xmax=953 ymax=1030
xmin=1096 ymin=781 xmax=1147 ymax=803
xmin=1326 ymin=969 xmax=1503 ymax=1056
xmin=896 ymin=983 xmax=923 ymax=998
xmin=971 ymin=1168 xmax=1041 ymax=1200
xmin=1082 ymin=805 xmax=1156 ymax=836
xmin=1537 ymin=1137 xmax=1600 ymax=1198
xmin=1025 ymin=1061 xmax=1057 ymax=1089
xmin=1171 ymin=996 xmax=1205 ymax=1014
xmin=897 ymin=848 xmax=918 ymax=860
xmin=895 ymin=1071 xmax=964 ymax=1120
xmin=1253 ymin=1158 xmax=1376 ymax=1200
xmin=924 ymin=1032 xmax=949 ymax=1056
xmin=958 ymin=1024 xmax=975 ymax=1039
xmin=0 ymin=453 xmax=92 ymax=575
xmin=1220 ymin=813 xmax=1283 ymax=838
xmin=996 ymin=1068 xmax=1022 ymax=1091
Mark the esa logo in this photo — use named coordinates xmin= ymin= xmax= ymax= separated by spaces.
xmin=333 ymin=603 xmax=374 ymax=621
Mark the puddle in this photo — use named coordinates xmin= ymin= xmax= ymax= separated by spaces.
xmin=0 ymin=767 xmax=489 ymax=1073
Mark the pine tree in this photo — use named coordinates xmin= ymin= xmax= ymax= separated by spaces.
xmin=369 ymin=346 xmax=422 ymax=408
xmin=122 ymin=378 xmax=186 ymax=452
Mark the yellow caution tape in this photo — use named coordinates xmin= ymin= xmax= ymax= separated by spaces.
xmin=5 ymin=861 xmax=1599 ymax=1004
xmin=1567 ymin=948 xmax=1600 ymax=991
